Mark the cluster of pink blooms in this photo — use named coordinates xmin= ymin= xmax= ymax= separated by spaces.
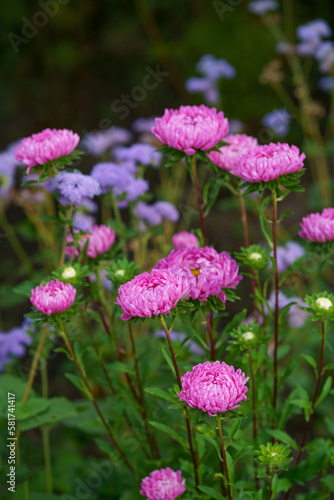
xmin=66 ymin=225 xmax=115 ymax=259
xmin=154 ymin=247 xmax=242 ymax=303
xmin=14 ymin=128 xmax=80 ymax=174
xmin=140 ymin=468 xmax=186 ymax=500
xmin=30 ymin=280 xmax=76 ymax=316
xmin=233 ymin=142 xmax=305 ymax=183
xmin=172 ymin=231 xmax=199 ymax=250
xmin=208 ymin=133 xmax=258 ymax=172
xmin=152 ymin=105 xmax=229 ymax=155
xmin=116 ymin=269 xmax=190 ymax=320
xmin=299 ymin=208 xmax=334 ymax=242
xmin=178 ymin=361 xmax=249 ymax=417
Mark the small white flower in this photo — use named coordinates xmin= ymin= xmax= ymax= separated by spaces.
xmin=315 ymin=297 xmax=333 ymax=311
xmin=115 ymin=269 xmax=125 ymax=278
xmin=249 ymin=252 xmax=262 ymax=261
xmin=242 ymin=331 xmax=255 ymax=341
xmin=61 ymin=266 xmax=76 ymax=279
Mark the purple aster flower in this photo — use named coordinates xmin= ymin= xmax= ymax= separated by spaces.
xmin=318 ymin=76 xmax=334 ymax=92
xmin=196 ymin=55 xmax=236 ymax=81
xmin=154 ymin=201 xmax=179 ymax=223
xmin=91 ymin=162 xmax=130 ymax=193
xmin=0 ymin=152 xmax=17 ymax=200
xmin=265 ymin=291 xmax=309 ymax=328
xmin=155 ymin=330 xmax=204 ymax=355
xmin=276 ymin=42 xmax=295 ymax=55
xmin=0 ymin=326 xmax=32 ymax=372
xmin=262 ymin=109 xmax=292 ymax=137
xmin=52 ymin=172 xmax=101 ymax=207
xmin=132 ymin=117 xmax=156 ymax=134
xmin=73 ymin=212 xmax=96 ymax=232
xmin=271 ymin=241 xmax=305 ymax=272
xmin=315 ymin=41 xmax=334 ymax=60
xmin=320 ymin=52 xmax=334 ymax=73
xmin=112 ymin=143 xmax=162 ymax=168
xmin=135 ymin=202 xmax=163 ymax=226
xmin=228 ymin=119 xmax=244 ymax=134
xmin=248 ymin=0 xmax=278 ymax=15
xmin=297 ymin=39 xmax=321 ymax=57
xmin=297 ymin=19 xmax=332 ymax=42
xmin=186 ymin=77 xmax=212 ymax=94
xmin=82 ymin=127 xmax=132 ymax=156
xmin=116 ymin=178 xmax=149 ymax=208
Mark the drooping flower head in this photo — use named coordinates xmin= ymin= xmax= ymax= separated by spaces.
xmin=66 ymin=225 xmax=115 ymax=259
xmin=116 ymin=269 xmax=190 ymax=321
xmin=51 ymin=172 xmax=101 ymax=206
xmin=154 ymin=247 xmax=242 ymax=303
xmin=233 ymin=143 xmax=305 ymax=183
xmin=30 ymin=280 xmax=76 ymax=316
xmin=14 ymin=128 xmax=80 ymax=174
xmin=208 ymin=134 xmax=258 ymax=172
xmin=177 ymin=361 xmax=249 ymax=416
xmin=152 ymin=105 xmax=229 ymax=155
xmin=140 ymin=468 xmax=186 ymax=500
xmin=299 ymin=208 xmax=334 ymax=242
xmin=172 ymin=231 xmax=199 ymax=250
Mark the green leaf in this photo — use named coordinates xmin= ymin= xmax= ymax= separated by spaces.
xmin=20 ymin=397 xmax=77 ymax=431
xmin=144 ymin=387 xmax=176 ymax=404
xmin=266 ymin=429 xmax=298 ymax=450
xmin=198 ymin=485 xmax=225 ymax=499
xmin=38 ymin=215 xmax=62 ymax=225
xmin=233 ymin=445 xmax=253 ymax=465
xmin=281 ymin=450 xmax=327 ymax=485
xmin=161 ymin=346 xmax=176 ymax=376
xmin=315 ymin=376 xmax=332 ymax=407
xmin=65 ymin=373 xmax=87 ymax=394
xmin=16 ymin=398 xmax=50 ymax=421
xmin=149 ymin=421 xmax=188 ymax=449
xmin=279 ymin=256 xmax=304 ymax=286
xmin=259 ymin=213 xmax=273 ymax=248
xmin=199 ymin=433 xmax=221 ymax=458
xmin=301 ymin=354 xmax=318 ymax=376
xmin=107 ymin=362 xmax=135 ymax=376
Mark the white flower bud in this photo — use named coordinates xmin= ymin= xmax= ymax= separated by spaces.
xmin=242 ymin=331 xmax=255 ymax=341
xmin=315 ymin=297 xmax=333 ymax=311
xmin=249 ymin=252 xmax=262 ymax=261
xmin=61 ymin=266 xmax=76 ymax=279
xmin=115 ymin=269 xmax=125 ymax=278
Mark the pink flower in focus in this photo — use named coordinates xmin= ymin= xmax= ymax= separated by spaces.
xmin=233 ymin=142 xmax=305 ymax=183
xmin=152 ymin=105 xmax=229 ymax=155
xmin=140 ymin=468 xmax=186 ymax=500
xmin=66 ymin=225 xmax=115 ymax=259
xmin=177 ymin=361 xmax=249 ymax=417
xmin=299 ymin=208 xmax=334 ymax=242
xmin=116 ymin=269 xmax=190 ymax=321
xmin=154 ymin=247 xmax=242 ymax=303
xmin=172 ymin=231 xmax=199 ymax=250
xmin=30 ymin=280 xmax=76 ymax=316
xmin=208 ymin=134 xmax=258 ymax=172
xmin=14 ymin=128 xmax=80 ymax=174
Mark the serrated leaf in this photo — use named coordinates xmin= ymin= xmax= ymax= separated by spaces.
xmin=16 ymin=398 xmax=50 ymax=421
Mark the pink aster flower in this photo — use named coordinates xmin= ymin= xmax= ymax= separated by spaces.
xmin=116 ymin=269 xmax=190 ymax=321
xmin=233 ymin=142 xmax=305 ymax=183
xmin=208 ymin=134 xmax=258 ymax=172
xmin=30 ymin=280 xmax=76 ymax=316
xmin=66 ymin=225 xmax=115 ymax=259
xmin=177 ymin=361 xmax=249 ymax=417
xmin=140 ymin=468 xmax=186 ymax=500
xmin=152 ymin=105 xmax=229 ymax=155
xmin=14 ymin=128 xmax=80 ymax=174
xmin=154 ymin=247 xmax=242 ymax=303
xmin=172 ymin=231 xmax=199 ymax=250
xmin=299 ymin=208 xmax=334 ymax=242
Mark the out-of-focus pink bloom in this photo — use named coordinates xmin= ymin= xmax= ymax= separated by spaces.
xmin=233 ymin=143 xmax=305 ymax=183
xmin=208 ymin=134 xmax=258 ymax=172
xmin=299 ymin=208 xmax=334 ymax=242
xmin=154 ymin=247 xmax=242 ymax=303
xmin=177 ymin=361 xmax=249 ymax=417
xmin=14 ymin=128 xmax=80 ymax=174
xmin=116 ymin=269 xmax=190 ymax=321
xmin=172 ymin=231 xmax=199 ymax=250
xmin=66 ymin=225 xmax=115 ymax=259
xmin=152 ymin=105 xmax=229 ymax=155
xmin=140 ymin=468 xmax=186 ymax=500
xmin=30 ymin=280 xmax=76 ymax=316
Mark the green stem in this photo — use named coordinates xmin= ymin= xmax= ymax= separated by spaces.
xmin=59 ymin=321 xmax=138 ymax=480
xmin=0 ymin=211 xmax=34 ymax=275
xmin=22 ymin=323 xmax=49 ymax=404
xmin=41 ymin=359 xmax=53 ymax=493
xmin=160 ymin=315 xmax=200 ymax=490
xmin=268 ymin=472 xmax=274 ymax=500
xmin=272 ymin=191 xmax=279 ymax=412
xmin=217 ymin=418 xmax=232 ymax=500
xmin=59 ymin=205 xmax=73 ymax=268
xmin=191 ymin=155 xmax=207 ymax=244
